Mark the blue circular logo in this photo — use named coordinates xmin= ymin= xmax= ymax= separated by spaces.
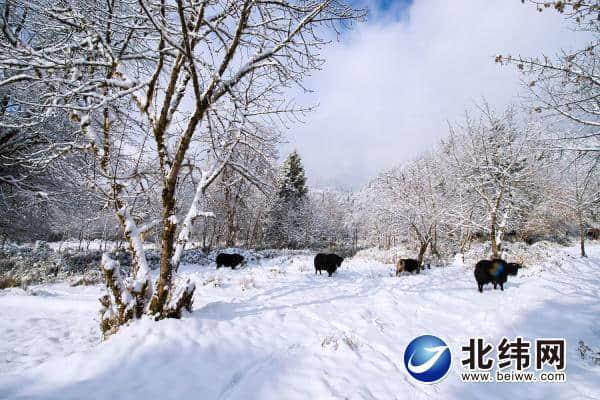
xmin=404 ymin=335 xmax=452 ymax=383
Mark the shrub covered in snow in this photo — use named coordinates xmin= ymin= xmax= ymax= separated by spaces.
xmin=0 ymin=275 xmax=22 ymax=289
xmin=353 ymin=246 xmax=412 ymax=265
xmin=578 ymin=340 xmax=600 ymax=366
xmin=461 ymin=240 xmax=566 ymax=270
xmin=0 ymin=241 xmax=132 ymax=287
xmin=0 ymin=243 xmax=325 ymax=291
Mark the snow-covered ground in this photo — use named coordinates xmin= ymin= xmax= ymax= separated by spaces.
xmin=1 ymin=244 xmax=599 ymax=399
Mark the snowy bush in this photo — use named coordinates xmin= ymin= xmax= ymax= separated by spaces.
xmin=0 ymin=242 xmax=139 ymax=288
xmin=353 ymin=246 xmax=413 ymax=265
xmin=0 ymin=275 xmax=22 ymax=289
xmin=459 ymin=240 xmax=560 ymax=269
xmin=179 ymin=249 xmax=211 ymax=266
xmin=68 ymin=271 xmax=102 ymax=287
xmin=578 ymin=340 xmax=600 ymax=366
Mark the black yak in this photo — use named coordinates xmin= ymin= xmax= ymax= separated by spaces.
xmin=314 ymin=253 xmax=344 ymax=277
xmin=395 ymin=258 xmax=421 ymax=276
xmin=216 ymin=253 xmax=245 ymax=269
xmin=506 ymin=262 xmax=522 ymax=276
xmin=474 ymin=259 xmax=522 ymax=292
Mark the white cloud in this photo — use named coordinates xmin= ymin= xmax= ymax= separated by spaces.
xmin=283 ymin=0 xmax=589 ymax=190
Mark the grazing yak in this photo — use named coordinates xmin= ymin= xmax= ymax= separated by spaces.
xmin=395 ymin=258 xmax=430 ymax=276
xmin=216 ymin=253 xmax=245 ymax=269
xmin=506 ymin=262 xmax=522 ymax=276
xmin=314 ymin=253 xmax=344 ymax=277
xmin=474 ymin=259 xmax=522 ymax=292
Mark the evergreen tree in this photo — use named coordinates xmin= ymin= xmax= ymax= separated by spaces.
xmin=276 ymin=150 xmax=308 ymax=200
xmin=265 ymin=151 xmax=309 ymax=248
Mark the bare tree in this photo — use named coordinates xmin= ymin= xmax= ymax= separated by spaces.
xmin=498 ymin=1 xmax=600 ymax=150
xmin=550 ymin=152 xmax=600 ymax=256
xmin=0 ymin=79 xmax=97 ymax=241
xmin=371 ymin=153 xmax=446 ymax=264
xmin=496 ymin=1 xmax=600 ymax=253
xmin=442 ymin=105 xmax=542 ymax=259
xmin=0 ymin=0 xmax=365 ymax=334
xmin=308 ymin=189 xmax=352 ymax=249
xmin=202 ymin=127 xmax=278 ymax=248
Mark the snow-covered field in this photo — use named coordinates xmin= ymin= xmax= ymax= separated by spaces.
xmin=1 ymin=244 xmax=599 ymax=399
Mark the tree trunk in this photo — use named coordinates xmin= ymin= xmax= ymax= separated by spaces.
xmin=417 ymin=240 xmax=429 ymax=266
xmin=226 ymin=207 xmax=236 ymax=247
xmin=578 ymin=210 xmax=587 ymax=257
xmin=490 ymin=212 xmax=498 ymax=259
xmin=248 ymin=212 xmax=259 ymax=248
xmin=78 ymin=228 xmax=83 ymax=252
xmin=202 ymin=217 xmax=207 ymax=252
xmin=224 ymin=172 xmax=238 ymax=247
xmin=151 ymin=188 xmax=177 ymax=315
xmin=430 ymin=227 xmax=440 ymax=258
xmin=459 ymin=230 xmax=472 ymax=255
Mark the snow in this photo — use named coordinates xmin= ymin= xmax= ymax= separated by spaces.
xmin=1 ymin=244 xmax=599 ymax=399
xmin=172 ymin=167 xmax=218 ymax=269
xmin=100 ymin=253 xmax=118 ymax=272
xmin=0 ymin=284 xmax=101 ymax=375
xmin=118 ymin=206 xmax=150 ymax=282
xmin=453 ymin=253 xmax=465 ymax=266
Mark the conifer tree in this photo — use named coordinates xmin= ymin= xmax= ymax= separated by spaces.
xmin=277 ymin=151 xmax=308 ymax=201
xmin=266 ymin=151 xmax=309 ymax=248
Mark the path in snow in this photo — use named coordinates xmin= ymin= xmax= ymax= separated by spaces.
xmin=0 ymin=245 xmax=599 ymax=399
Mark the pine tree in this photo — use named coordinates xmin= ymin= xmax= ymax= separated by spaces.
xmin=265 ymin=151 xmax=309 ymax=248
xmin=276 ymin=150 xmax=308 ymax=200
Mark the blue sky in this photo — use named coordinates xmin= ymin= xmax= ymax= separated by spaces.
xmin=368 ymin=0 xmax=412 ymax=13
xmin=283 ymin=0 xmax=587 ymax=191
xmin=351 ymin=0 xmax=413 ymax=23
